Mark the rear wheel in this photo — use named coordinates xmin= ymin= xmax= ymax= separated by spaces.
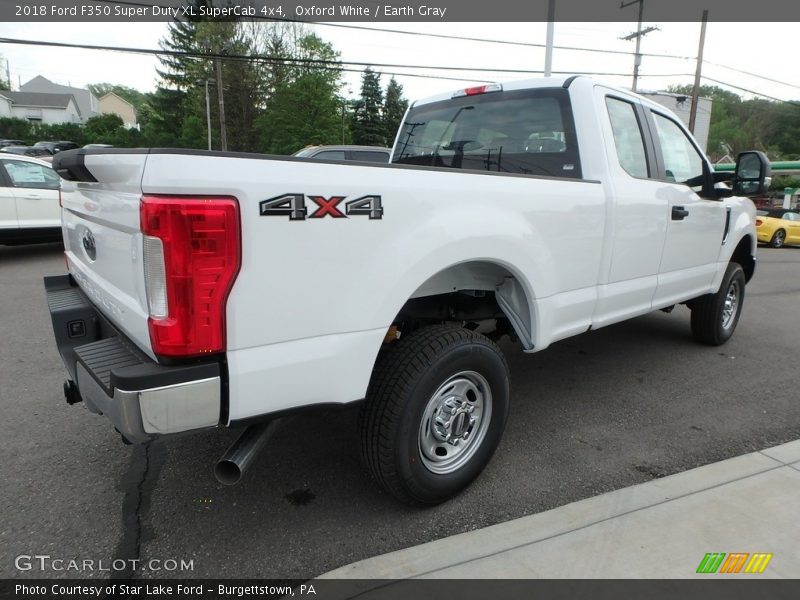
xmin=690 ymin=262 xmax=746 ymax=346
xmin=769 ymin=229 xmax=786 ymax=248
xmin=359 ymin=325 xmax=510 ymax=505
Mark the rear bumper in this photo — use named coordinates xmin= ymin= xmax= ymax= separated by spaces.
xmin=44 ymin=274 xmax=223 ymax=443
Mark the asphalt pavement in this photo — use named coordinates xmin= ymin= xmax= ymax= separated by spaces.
xmin=1 ymin=242 xmax=798 ymax=579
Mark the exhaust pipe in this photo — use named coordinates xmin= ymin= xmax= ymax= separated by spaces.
xmin=214 ymin=420 xmax=280 ymax=485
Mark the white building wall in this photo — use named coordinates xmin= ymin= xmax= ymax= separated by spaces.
xmin=9 ymin=100 xmax=81 ymax=125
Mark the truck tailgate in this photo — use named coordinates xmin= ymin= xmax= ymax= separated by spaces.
xmin=58 ymin=152 xmax=153 ymax=357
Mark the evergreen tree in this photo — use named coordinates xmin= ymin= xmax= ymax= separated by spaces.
xmin=255 ymin=34 xmax=346 ymax=154
xmin=382 ymin=76 xmax=408 ymax=146
xmin=155 ymin=2 xmax=264 ymax=152
xmin=352 ymin=68 xmax=385 ymax=146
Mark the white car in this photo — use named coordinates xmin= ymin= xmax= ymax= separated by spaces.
xmin=0 ymin=154 xmax=61 ymax=245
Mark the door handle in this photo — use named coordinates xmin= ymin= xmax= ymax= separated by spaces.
xmin=672 ymin=206 xmax=689 ymax=221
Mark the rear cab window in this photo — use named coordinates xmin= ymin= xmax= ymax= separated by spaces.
xmin=393 ymin=88 xmax=582 ymax=179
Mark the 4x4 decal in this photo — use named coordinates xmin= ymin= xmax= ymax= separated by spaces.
xmin=259 ymin=194 xmax=383 ymax=220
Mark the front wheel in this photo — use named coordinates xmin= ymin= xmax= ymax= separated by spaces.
xmin=690 ymin=262 xmax=746 ymax=346
xmin=769 ymin=230 xmax=786 ymax=248
xmin=359 ymin=325 xmax=510 ymax=505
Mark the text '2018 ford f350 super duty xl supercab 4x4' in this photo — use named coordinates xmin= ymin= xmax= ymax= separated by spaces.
xmin=44 ymin=76 xmax=768 ymax=505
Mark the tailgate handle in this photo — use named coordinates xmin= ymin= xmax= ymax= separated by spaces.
xmin=672 ymin=206 xmax=689 ymax=221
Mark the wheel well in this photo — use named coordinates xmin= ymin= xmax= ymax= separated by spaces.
xmin=390 ymin=261 xmax=534 ymax=348
xmin=732 ymin=235 xmax=755 ymax=282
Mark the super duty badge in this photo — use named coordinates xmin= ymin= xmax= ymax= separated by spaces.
xmin=259 ymin=194 xmax=383 ymax=220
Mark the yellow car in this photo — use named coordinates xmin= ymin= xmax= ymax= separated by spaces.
xmin=756 ymin=209 xmax=800 ymax=248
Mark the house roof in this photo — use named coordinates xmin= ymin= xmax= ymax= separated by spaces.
xmin=20 ymin=76 xmax=97 ymax=118
xmin=1 ymin=91 xmax=77 ymax=109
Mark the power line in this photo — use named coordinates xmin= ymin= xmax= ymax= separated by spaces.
xmin=0 ymin=36 xmax=691 ymax=80
xmin=93 ymin=0 xmax=695 ymax=60
xmin=700 ymin=76 xmax=800 ymax=107
xmin=74 ymin=0 xmax=800 ymax=94
xmin=705 ymin=61 xmax=800 ymax=92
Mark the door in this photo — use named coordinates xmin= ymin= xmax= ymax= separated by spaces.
xmin=592 ymin=92 xmax=669 ymax=327
xmin=647 ymin=111 xmax=726 ymax=306
xmin=0 ymin=165 xmax=18 ymax=233
xmin=0 ymin=158 xmax=61 ymax=229
xmin=782 ymin=212 xmax=800 ymax=244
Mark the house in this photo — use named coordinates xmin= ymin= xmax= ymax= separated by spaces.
xmin=19 ymin=75 xmax=99 ymax=123
xmin=0 ymin=91 xmax=82 ymax=124
xmin=98 ymin=92 xmax=138 ymax=129
xmin=0 ymin=94 xmax=11 ymax=118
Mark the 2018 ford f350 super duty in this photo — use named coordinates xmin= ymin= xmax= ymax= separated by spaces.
xmin=44 ymin=76 xmax=768 ymax=505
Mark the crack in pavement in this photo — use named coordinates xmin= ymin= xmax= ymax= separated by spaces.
xmin=111 ymin=440 xmax=165 ymax=581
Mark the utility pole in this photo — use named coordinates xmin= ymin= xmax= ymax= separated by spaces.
xmin=204 ymin=79 xmax=212 ymax=151
xmin=5 ymin=60 xmax=10 ymax=90
xmin=215 ymin=58 xmax=228 ymax=152
xmin=688 ymin=10 xmax=709 ymax=134
xmin=620 ymin=0 xmax=658 ymax=92
xmin=544 ymin=0 xmax=556 ymax=77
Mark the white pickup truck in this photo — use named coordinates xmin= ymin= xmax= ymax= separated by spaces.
xmin=45 ymin=76 xmax=768 ymax=505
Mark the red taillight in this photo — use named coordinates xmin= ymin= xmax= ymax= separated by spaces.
xmin=140 ymin=195 xmax=240 ymax=358
xmin=755 ymin=219 xmax=763 ymax=226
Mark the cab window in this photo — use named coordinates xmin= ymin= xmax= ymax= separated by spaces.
xmin=651 ymin=112 xmax=704 ymax=185
xmin=393 ymin=88 xmax=582 ymax=178
xmin=605 ymin=97 xmax=649 ymax=178
xmin=1 ymin=159 xmax=60 ymax=190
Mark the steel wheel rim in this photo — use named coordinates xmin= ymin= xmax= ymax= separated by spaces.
xmin=418 ymin=371 xmax=492 ymax=475
xmin=775 ymin=231 xmax=785 ymax=247
xmin=721 ymin=279 xmax=740 ymax=330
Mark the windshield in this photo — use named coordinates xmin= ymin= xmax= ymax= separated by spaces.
xmin=392 ymin=88 xmax=581 ymax=178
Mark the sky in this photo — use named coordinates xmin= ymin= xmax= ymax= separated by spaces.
xmin=0 ymin=21 xmax=798 ymax=104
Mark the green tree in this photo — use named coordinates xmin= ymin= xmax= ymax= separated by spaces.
xmin=83 ymin=113 xmax=125 ymax=144
xmin=180 ymin=114 xmax=207 ymax=149
xmin=35 ymin=123 xmax=85 ymax=145
xmin=257 ymin=72 xmax=343 ymax=154
xmin=140 ymin=87 xmax=186 ymax=147
xmin=0 ymin=55 xmax=9 ymax=91
xmin=382 ymin=76 xmax=408 ymax=146
xmin=668 ymin=84 xmax=800 ymax=160
xmin=256 ymin=34 xmax=346 ymax=154
xmin=352 ymin=68 xmax=385 ymax=146
xmin=0 ymin=117 xmax=32 ymax=141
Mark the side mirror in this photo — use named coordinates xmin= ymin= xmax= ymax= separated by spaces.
xmin=733 ymin=151 xmax=771 ymax=197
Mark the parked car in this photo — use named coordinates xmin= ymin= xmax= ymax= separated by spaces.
xmin=0 ymin=139 xmax=26 ymax=148
xmin=293 ymin=145 xmax=391 ymax=163
xmin=33 ymin=141 xmax=79 ymax=154
xmin=83 ymin=144 xmax=114 ymax=149
xmin=0 ymin=154 xmax=62 ymax=245
xmin=1 ymin=146 xmax=55 ymax=162
xmin=756 ymin=208 xmax=800 ymax=247
xmin=46 ymin=76 xmax=766 ymax=505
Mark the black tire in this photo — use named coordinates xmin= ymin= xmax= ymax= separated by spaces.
xmin=690 ymin=262 xmax=746 ymax=346
xmin=769 ymin=229 xmax=786 ymax=248
xmin=359 ymin=325 xmax=510 ymax=505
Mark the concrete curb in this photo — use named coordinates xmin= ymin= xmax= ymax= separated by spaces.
xmin=320 ymin=440 xmax=800 ymax=579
